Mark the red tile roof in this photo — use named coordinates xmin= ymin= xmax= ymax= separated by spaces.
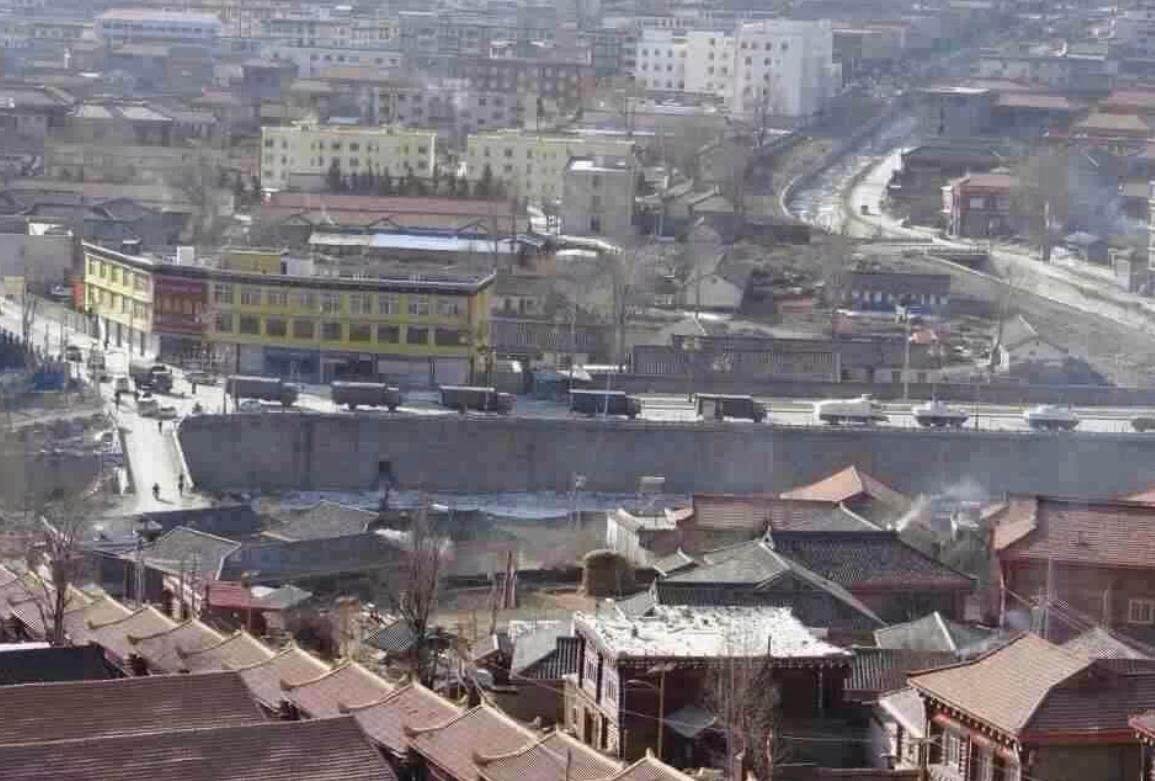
xmin=990 ymin=496 xmax=1155 ymax=569
xmin=237 ymin=644 xmax=331 ymax=708
xmin=0 ymin=716 xmax=397 ymax=781
xmin=346 ymin=681 xmax=463 ymax=756
xmin=780 ymin=466 xmax=907 ymax=507
xmin=128 ymin=619 xmax=224 ymax=673
xmin=178 ymin=630 xmax=277 ymax=673
xmin=285 ymin=661 xmax=395 ymax=717
xmin=477 ymin=730 xmax=622 ymax=781
xmin=0 ymin=671 xmax=267 ymax=745
xmin=411 ymin=704 xmax=537 ymax=781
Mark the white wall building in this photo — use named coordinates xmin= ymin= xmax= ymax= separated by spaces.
xmin=633 ymin=29 xmax=687 ymax=92
xmin=632 ymin=28 xmax=733 ymax=100
xmin=96 ymin=9 xmax=222 ymax=47
xmin=732 ymin=19 xmax=839 ymax=119
xmin=683 ymin=30 xmax=734 ymax=102
xmin=260 ymin=123 xmax=436 ymax=190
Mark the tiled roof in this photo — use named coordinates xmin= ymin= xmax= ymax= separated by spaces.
xmin=517 ymin=636 xmax=582 ymax=680
xmin=780 ymin=466 xmax=908 ymax=507
xmin=615 ymin=588 xmax=658 ymax=618
xmin=846 ymin=647 xmax=955 ymax=701
xmin=127 ymin=619 xmax=224 ymax=673
xmin=0 ymin=645 xmax=114 ymax=685
xmin=346 ymin=682 xmax=463 ymax=756
xmin=509 ymin=620 xmax=570 ymax=676
xmin=61 ymin=597 xmax=133 ymax=645
xmin=769 ymin=532 xmax=973 ymax=591
xmin=873 ymin=612 xmax=997 ymax=654
xmin=238 ymin=644 xmax=332 ymax=708
xmin=0 ymin=716 xmax=397 ymax=781
xmin=1132 ymin=710 xmax=1155 ymax=740
xmin=909 ymin=634 xmax=1090 ymax=736
xmin=285 ymin=661 xmax=395 ymax=716
xmin=365 ymin=617 xmax=417 ymax=654
xmin=1062 ymin=626 xmax=1155 ymax=660
xmin=0 ymin=671 xmax=266 ymax=745
xmin=691 ymin=494 xmax=881 ymax=534
xmin=86 ymin=605 xmax=178 ymax=662
xmin=219 ymin=532 xmax=402 ymax=583
xmin=991 ymin=496 xmax=1155 ymax=569
xmin=411 ymin=704 xmax=537 ymax=781
xmin=650 ymin=550 xmax=696 ymax=577
xmin=477 ymin=729 xmax=622 ymax=781
xmin=178 ymin=630 xmax=277 ymax=672
xmin=134 ymin=526 xmax=241 ymax=578
xmin=264 ymin=500 xmax=376 ymax=541
xmin=610 ymin=753 xmax=699 ymax=781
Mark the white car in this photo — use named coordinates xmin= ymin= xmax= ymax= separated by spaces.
xmin=237 ymin=399 xmax=265 ymax=414
xmin=1023 ymin=404 xmax=1079 ymax=432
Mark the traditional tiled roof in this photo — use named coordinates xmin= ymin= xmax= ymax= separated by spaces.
xmin=0 ymin=645 xmax=114 ymax=685
xmin=990 ymin=496 xmax=1155 ymax=570
xmin=365 ymin=617 xmax=417 ymax=654
xmin=86 ymin=605 xmax=178 ymax=663
xmin=846 ymin=648 xmax=955 ymax=702
xmin=779 ymin=466 xmax=907 ymax=507
xmin=691 ymin=494 xmax=880 ymax=534
xmin=873 ymin=612 xmax=997 ymax=654
xmin=650 ymin=550 xmax=696 ymax=577
xmin=508 ymin=621 xmax=570 ymax=677
xmin=477 ymin=729 xmax=622 ymax=781
xmin=1062 ymin=626 xmax=1155 ymax=660
xmin=61 ymin=597 xmax=133 ymax=645
xmin=135 ymin=504 xmax=262 ymax=540
xmin=1131 ymin=710 xmax=1155 ymax=740
xmin=219 ymin=532 xmax=402 ymax=583
xmin=517 ymin=636 xmax=582 ymax=680
xmin=127 ymin=619 xmax=224 ymax=673
xmin=133 ymin=526 xmax=241 ymax=578
xmin=411 ymin=704 xmax=537 ymax=781
xmin=769 ymin=532 xmax=973 ymax=592
xmin=610 ymin=753 xmax=699 ymax=780
xmin=178 ymin=630 xmax=277 ymax=672
xmin=0 ymin=716 xmax=397 ymax=781
xmin=346 ymin=682 xmax=463 ymax=757
xmin=264 ymin=500 xmax=376 ymax=541
xmin=285 ymin=661 xmax=395 ymax=717
xmin=237 ymin=644 xmax=332 ymax=709
xmin=0 ymin=671 xmax=265 ymax=745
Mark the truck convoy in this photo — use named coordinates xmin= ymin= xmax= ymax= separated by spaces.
xmin=439 ymin=385 xmax=514 ymax=414
xmin=129 ymin=361 xmax=172 ymax=393
xmin=911 ymin=400 xmax=970 ymax=428
xmin=331 ymin=381 xmax=403 ymax=411
xmin=814 ymin=396 xmax=888 ymax=426
xmin=226 ymin=375 xmax=299 ymax=407
xmin=1023 ymin=404 xmax=1080 ymax=431
xmin=570 ymin=389 xmax=642 ymax=419
xmin=696 ymin=394 xmax=767 ymax=422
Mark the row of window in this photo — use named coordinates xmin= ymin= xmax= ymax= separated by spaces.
xmin=215 ymin=314 xmax=468 ymax=347
xmin=212 ymin=285 xmax=465 ymax=319
xmin=87 ymin=259 xmax=149 ymax=292
xmin=88 ymin=287 xmax=148 ymax=320
xmin=739 ymin=39 xmax=790 ymax=51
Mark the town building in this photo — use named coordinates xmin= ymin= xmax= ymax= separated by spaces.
xmin=95 ymin=9 xmax=222 ymax=47
xmin=732 ymin=19 xmax=840 ymax=119
xmin=842 ymin=270 xmax=952 ymax=317
xmin=260 ymin=122 xmax=437 ymax=190
xmin=946 ymin=172 xmax=1016 ymax=238
xmin=82 ymin=241 xmax=494 ymax=385
xmin=465 ymin=130 xmax=636 ymax=206
xmin=562 ymin=156 xmax=637 ymax=240
xmin=632 ymin=29 xmax=733 ymax=101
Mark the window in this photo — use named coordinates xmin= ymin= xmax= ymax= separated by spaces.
xmin=215 ymin=313 xmax=234 ymax=332
xmin=408 ymin=296 xmax=430 ymax=316
xmin=239 ymin=315 xmax=260 ymax=335
xmin=378 ymin=294 xmax=398 ymax=315
xmin=377 ymin=324 xmax=400 ymax=343
xmin=1130 ymin=598 xmax=1155 ymax=624
xmin=321 ymin=321 xmax=343 ymax=341
xmin=296 ymin=291 xmax=317 ymax=310
xmin=348 ymin=292 xmax=372 ymax=316
xmin=349 ymin=323 xmax=371 ymax=342
xmin=406 ymin=326 xmax=429 ymax=345
xmin=214 ymin=284 xmax=234 ymax=304
xmin=240 ymin=287 xmax=262 ymax=306
xmin=943 ymin=730 xmax=963 ymax=771
xmin=320 ymin=292 xmax=342 ymax=314
xmin=292 ymin=319 xmax=315 ymax=339
xmin=265 ymin=317 xmax=287 ymax=338
xmin=435 ymin=328 xmax=466 ymax=346
xmin=266 ymin=289 xmax=288 ymax=307
xmin=436 ymin=298 xmax=462 ymax=318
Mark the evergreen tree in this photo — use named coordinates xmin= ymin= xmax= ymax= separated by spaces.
xmin=326 ymin=159 xmax=344 ymax=193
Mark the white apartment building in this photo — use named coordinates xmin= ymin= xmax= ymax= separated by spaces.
xmin=95 ymin=9 xmax=222 ymax=47
xmin=684 ymin=30 xmax=734 ymax=101
xmin=260 ymin=123 xmax=436 ymax=190
xmin=733 ymin=19 xmax=840 ymax=119
xmin=633 ymin=29 xmax=733 ymax=100
xmin=633 ymin=29 xmax=687 ymax=92
xmin=465 ymin=130 xmax=636 ymax=205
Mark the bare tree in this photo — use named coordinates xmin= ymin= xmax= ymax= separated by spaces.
xmin=26 ymin=507 xmax=88 ymax=646
xmin=707 ymin=630 xmax=787 ymax=780
xmin=1011 ymin=146 xmax=1070 ymax=263
xmin=381 ymin=503 xmax=446 ymax=686
xmin=20 ymin=285 xmax=38 ymax=368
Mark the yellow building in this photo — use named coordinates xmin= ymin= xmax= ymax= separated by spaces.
xmin=260 ymin=123 xmax=437 ymax=190
xmin=465 ymin=130 xmax=637 ymax=206
xmin=82 ymin=242 xmax=494 ymax=386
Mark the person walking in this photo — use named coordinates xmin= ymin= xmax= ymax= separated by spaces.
xmin=152 ymin=483 xmax=160 ymax=501
xmin=190 ymin=380 xmax=197 ymax=395
xmin=157 ymin=419 xmax=163 ymax=434
xmin=177 ymin=473 xmax=185 ymax=496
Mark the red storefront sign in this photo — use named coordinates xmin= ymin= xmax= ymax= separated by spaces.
xmin=152 ymin=274 xmax=208 ymax=335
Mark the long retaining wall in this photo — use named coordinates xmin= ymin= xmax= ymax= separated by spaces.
xmin=180 ymin=413 xmax=1155 ymax=498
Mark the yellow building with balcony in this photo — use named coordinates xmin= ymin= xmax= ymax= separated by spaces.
xmin=82 ymin=242 xmax=494 ymax=386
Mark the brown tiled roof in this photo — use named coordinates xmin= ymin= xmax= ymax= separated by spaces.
xmin=691 ymin=494 xmax=880 ymax=534
xmin=1102 ymin=89 xmax=1155 ymax=111
xmin=610 ymin=754 xmax=699 ymax=780
xmin=0 ymin=716 xmax=397 ymax=781
xmin=1073 ymin=111 xmax=1151 ymax=135
xmin=285 ymin=661 xmax=395 ymax=716
xmin=86 ymin=605 xmax=177 ymax=663
xmin=178 ymin=630 xmax=276 ymax=672
xmin=128 ymin=619 xmax=224 ymax=673
xmin=0 ymin=671 xmax=266 ymax=745
xmin=780 ymin=466 xmax=907 ymax=507
xmin=991 ymin=496 xmax=1155 ymax=569
xmin=996 ymin=92 xmax=1077 ymax=110
xmin=411 ymin=704 xmax=537 ymax=781
xmin=347 ymin=681 xmax=463 ymax=756
xmin=61 ymin=597 xmax=133 ymax=644
xmin=909 ymin=634 xmax=1089 ymax=736
xmin=238 ymin=644 xmax=331 ymax=708
xmin=477 ymin=730 xmax=622 ymax=781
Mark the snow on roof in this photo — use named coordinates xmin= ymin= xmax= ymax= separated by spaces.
xmin=574 ymin=605 xmax=849 ymax=661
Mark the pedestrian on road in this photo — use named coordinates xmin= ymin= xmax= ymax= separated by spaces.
xmin=157 ymin=419 xmax=163 ymax=434
xmin=177 ymin=474 xmax=185 ymax=496
xmin=152 ymin=483 xmax=160 ymax=501
xmin=191 ymin=380 xmax=197 ymax=395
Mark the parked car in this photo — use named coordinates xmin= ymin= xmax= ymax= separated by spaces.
xmin=186 ymin=371 xmax=218 ymax=387
xmin=696 ymin=394 xmax=767 ymax=422
xmin=225 ymin=375 xmax=298 ymax=406
xmin=1023 ymin=404 xmax=1079 ymax=432
xmin=237 ymin=399 xmax=265 ymax=414
xmin=137 ymin=398 xmax=160 ymax=417
xmin=438 ymin=385 xmax=514 ymax=414
xmin=570 ymin=389 xmax=642 ymax=419
xmin=1132 ymin=416 xmax=1155 ymax=433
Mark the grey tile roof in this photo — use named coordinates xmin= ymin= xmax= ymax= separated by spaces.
xmin=873 ymin=612 xmax=996 ymax=654
xmin=220 ymin=532 xmax=403 ymax=584
xmin=846 ymin=647 xmax=956 ymax=701
xmin=134 ymin=527 xmax=241 ymax=579
xmin=769 ymin=532 xmax=973 ymax=592
xmin=509 ymin=621 xmax=570 ymax=676
xmin=515 ymin=636 xmax=581 ymax=681
xmin=365 ymin=618 xmax=417 ymax=654
xmin=136 ymin=505 xmax=262 ymax=540
xmin=265 ymin=501 xmax=376 ymax=542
